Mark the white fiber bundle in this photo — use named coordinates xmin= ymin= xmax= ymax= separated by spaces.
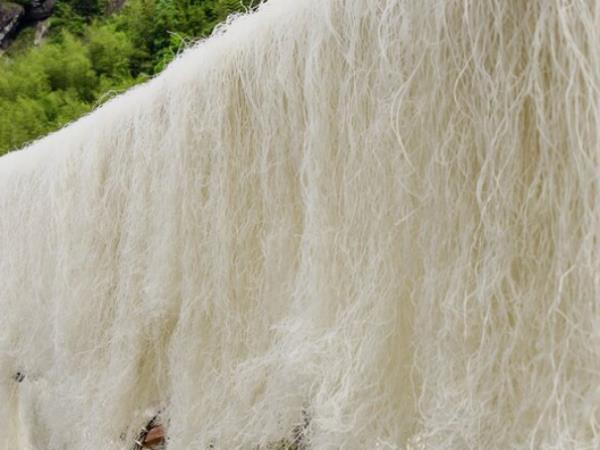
xmin=1 ymin=0 xmax=600 ymax=448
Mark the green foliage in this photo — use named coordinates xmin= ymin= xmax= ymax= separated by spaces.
xmin=41 ymin=34 xmax=97 ymax=99
xmin=0 ymin=31 xmax=95 ymax=151
xmin=0 ymin=0 xmax=258 ymax=155
xmin=87 ymin=23 xmax=133 ymax=77
xmin=217 ymin=0 xmax=245 ymax=15
xmin=49 ymin=3 xmax=89 ymax=36
xmin=63 ymin=0 xmax=106 ymax=18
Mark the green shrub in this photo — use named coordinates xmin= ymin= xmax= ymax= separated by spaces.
xmin=87 ymin=23 xmax=133 ymax=77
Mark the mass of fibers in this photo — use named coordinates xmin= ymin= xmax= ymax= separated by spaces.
xmin=1 ymin=0 xmax=599 ymax=448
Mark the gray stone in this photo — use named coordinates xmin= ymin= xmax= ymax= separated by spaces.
xmin=0 ymin=2 xmax=25 ymax=48
xmin=26 ymin=0 xmax=55 ymax=21
xmin=33 ymin=17 xmax=49 ymax=45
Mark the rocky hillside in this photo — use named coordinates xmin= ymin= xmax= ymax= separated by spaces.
xmin=0 ymin=1 xmax=55 ymax=49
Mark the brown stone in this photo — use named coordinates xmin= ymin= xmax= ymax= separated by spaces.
xmin=143 ymin=424 xmax=165 ymax=447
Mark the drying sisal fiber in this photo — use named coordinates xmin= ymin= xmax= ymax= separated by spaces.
xmin=1 ymin=0 xmax=600 ymax=448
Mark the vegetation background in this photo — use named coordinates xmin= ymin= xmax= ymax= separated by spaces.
xmin=0 ymin=0 xmax=255 ymax=156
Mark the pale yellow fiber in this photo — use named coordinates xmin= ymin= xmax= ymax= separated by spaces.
xmin=1 ymin=1 xmax=599 ymax=449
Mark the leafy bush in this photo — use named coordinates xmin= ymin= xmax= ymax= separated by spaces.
xmin=0 ymin=31 xmax=97 ymax=151
xmin=87 ymin=23 xmax=133 ymax=77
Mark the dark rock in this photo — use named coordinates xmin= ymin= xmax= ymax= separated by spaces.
xmin=25 ymin=0 xmax=55 ymax=21
xmin=0 ymin=1 xmax=25 ymax=48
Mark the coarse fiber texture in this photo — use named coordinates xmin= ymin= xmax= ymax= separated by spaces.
xmin=1 ymin=0 xmax=600 ymax=448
